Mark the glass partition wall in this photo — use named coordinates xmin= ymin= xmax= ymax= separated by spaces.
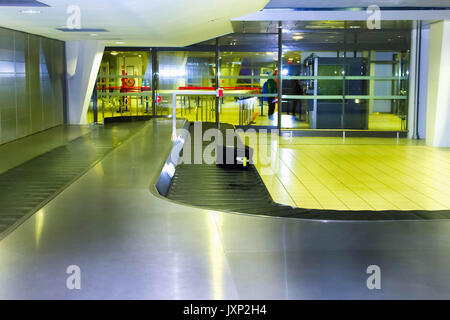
xmin=218 ymin=34 xmax=278 ymax=127
xmin=157 ymin=50 xmax=216 ymax=122
xmin=281 ymin=21 xmax=410 ymax=130
xmin=90 ymin=21 xmax=412 ymax=134
xmin=88 ymin=50 xmax=153 ymax=123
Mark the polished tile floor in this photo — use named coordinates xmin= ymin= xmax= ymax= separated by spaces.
xmin=243 ymin=133 xmax=450 ymax=211
xmin=1 ymin=119 xmax=450 ymax=299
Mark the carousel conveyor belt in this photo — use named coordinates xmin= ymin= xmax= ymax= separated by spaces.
xmin=0 ymin=122 xmax=145 ymax=239
xmin=165 ymin=122 xmax=450 ymax=221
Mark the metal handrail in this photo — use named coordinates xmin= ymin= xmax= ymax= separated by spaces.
xmin=172 ymin=90 xmax=218 ymax=139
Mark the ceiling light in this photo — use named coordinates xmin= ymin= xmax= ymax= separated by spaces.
xmin=110 ymin=51 xmax=118 ymax=56
xmin=90 ymin=34 xmax=97 ymax=37
xmin=266 ymin=52 xmax=275 ymax=55
xmin=115 ymin=41 xmax=125 ymax=44
xmin=20 ymin=9 xmax=41 ymax=14
xmin=292 ymin=35 xmax=304 ymax=40
xmin=350 ymin=26 xmax=361 ymax=29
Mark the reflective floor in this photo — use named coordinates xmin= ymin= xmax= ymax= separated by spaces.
xmin=88 ymin=97 xmax=404 ymax=131
xmin=0 ymin=122 xmax=146 ymax=239
xmin=0 ymin=125 xmax=91 ymax=174
xmin=243 ymin=133 xmax=450 ymax=210
xmin=1 ymin=119 xmax=450 ymax=299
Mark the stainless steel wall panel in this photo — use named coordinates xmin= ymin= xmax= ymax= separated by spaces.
xmin=0 ymin=27 xmax=65 ymax=145
xmin=51 ymin=41 xmax=65 ymax=125
xmin=27 ymin=34 xmax=42 ymax=134
xmin=40 ymin=37 xmax=54 ymax=129
xmin=0 ymin=28 xmax=16 ymax=144
xmin=14 ymin=32 xmax=30 ymax=138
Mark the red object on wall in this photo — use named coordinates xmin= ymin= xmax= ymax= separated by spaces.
xmin=123 ymin=78 xmax=136 ymax=88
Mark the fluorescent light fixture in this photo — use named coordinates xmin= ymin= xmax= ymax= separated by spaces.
xmin=90 ymin=33 xmax=97 ymax=37
xmin=266 ymin=52 xmax=275 ymax=55
xmin=20 ymin=9 xmax=41 ymax=14
xmin=292 ymin=35 xmax=304 ymax=40
xmin=115 ymin=41 xmax=125 ymax=44
xmin=110 ymin=51 xmax=118 ymax=56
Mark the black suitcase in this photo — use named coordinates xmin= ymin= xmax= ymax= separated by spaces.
xmin=216 ymin=143 xmax=253 ymax=169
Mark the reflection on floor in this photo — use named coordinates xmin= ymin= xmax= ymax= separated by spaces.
xmin=89 ymin=97 xmax=405 ymax=131
xmin=241 ymin=133 xmax=450 ymax=211
xmin=369 ymin=112 xmax=404 ymax=131
xmin=0 ymin=125 xmax=90 ymax=174
xmin=219 ymin=102 xmax=309 ymax=128
xmin=87 ymin=97 xmax=153 ymax=123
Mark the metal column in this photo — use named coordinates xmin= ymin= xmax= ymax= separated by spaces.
xmin=412 ymin=20 xmax=422 ymax=139
xmin=151 ymin=48 xmax=158 ymax=116
xmin=92 ymin=87 xmax=98 ymax=124
xmin=277 ymin=21 xmax=283 ymax=130
xmin=341 ymin=30 xmax=347 ymax=129
xmin=215 ymin=38 xmax=220 ymax=125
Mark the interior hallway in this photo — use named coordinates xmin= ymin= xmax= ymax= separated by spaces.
xmin=2 ymin=119 xmax=450 ymax=299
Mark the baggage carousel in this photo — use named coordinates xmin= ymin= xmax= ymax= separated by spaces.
xmin=163 ymin=122 xmax=450 ymax=221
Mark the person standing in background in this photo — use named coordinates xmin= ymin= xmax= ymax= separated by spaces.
xmin=267 ymin=70 xmax=278 ymax=118
xmin=289 ymin=80 xmax=303 ymax=119
xmin=261 ymin=72 xmax=269 ymax=115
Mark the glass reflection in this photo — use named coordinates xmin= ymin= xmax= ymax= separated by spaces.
xmin=90 ymin=50 xmax=152 ymax=123
xmin=90 ymin=21 xmax=411 ymax=132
